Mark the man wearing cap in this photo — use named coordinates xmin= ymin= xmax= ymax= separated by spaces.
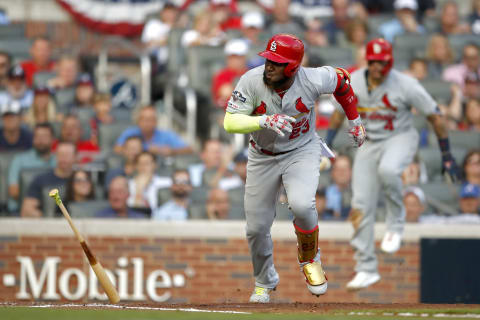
xmin=457 ymin=183 xmax=480 ymax=216
xmin=403 ymin=186 xmax=427 ymax=223
xmin=0 ymin=65 xmax=34 ymax=111
xmin=379 ymin=0 xmax=425 ymax=43
xmin=0 ymin=101 xmax=33 ymax=151
xmin=223 ymin=34 xmax=365 ymax=302
xmin=212 ymin=39 xmax=249 ymax=109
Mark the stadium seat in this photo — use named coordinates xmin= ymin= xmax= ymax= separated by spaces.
xmin=54 ymin=88 xmax=76 ymax=111
xmin=111 ymin=108 xmax=133 ymax=123
xmin=0 ymin=38 xmax=31 ymax=60
xmin=366 ymin=14 xmax=395 ymax=37
xmin=228 ymin=205 xmax=245 ymax=220
xmin=393 ymin=34 xmax=429 ymax=58
xmin=412 ymin=114 xmax=428 ymax=132
xmin=419 ymin=182 xmax=459 ymax=215
xmin=33 ymin=72 xmax=55 ymax=87
xmin=447 ymin=34 xmax=480 ymax=59
xmin=0 ymin=24 xmax=25 ymax=39
xmin=227 ymin=186 xmax=245 ymax=207
xmin=446 ymin=131 xmax=480 ymax=151
xmin=167 ymin=28 xmax=187 ymax=75
xmin=418 ymin=146 xmax=467 ymax=182
xmin=172 ymin=153 xmax=202 ymax=170
xmin=69 ymin=200 xmax=110 ymax=218
xmin=186 ymin=45 xmax=225 ymax=97
xmin=191 ymin=186 xmax=208 ymax=204
xmin=189 ymin=202 xmax=207 ymax=219
xmin=98 ymin=122 xmax=131 ymax=151
xmin=0 ymin=151 xmax=21 ymax=214
xmin=307 ymin=46 xmax=353 ymax=67
xmin=157 ymin=187 xmax=171 ymax=206
xmin=420 ymin=80 xmax=452 ymax=105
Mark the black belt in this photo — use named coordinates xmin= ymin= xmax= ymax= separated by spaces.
xmin=249 ymin=140 xmax=295 ymax=156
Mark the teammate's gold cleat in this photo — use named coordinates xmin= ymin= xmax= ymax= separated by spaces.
xmin=302 ymin=261 xmax=328 ymax=296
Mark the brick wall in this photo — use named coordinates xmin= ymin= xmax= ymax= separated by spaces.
xmin=0 ymin=233 xmax=419 ymax=303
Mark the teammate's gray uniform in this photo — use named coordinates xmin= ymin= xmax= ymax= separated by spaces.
xmin=226 ymin=64 xmax=338 ymax=289
xmin=349 ymin=68 xmax=438 ymax=273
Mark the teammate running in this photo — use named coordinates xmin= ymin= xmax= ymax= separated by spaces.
xmin=223 ymin=33 xmax=366 ymax=303
xmin=326 ymin=38 xmax=459 ymax=290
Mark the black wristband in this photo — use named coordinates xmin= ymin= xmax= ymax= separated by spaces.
xmin=438 ymin=137 xmax=451 ymax=156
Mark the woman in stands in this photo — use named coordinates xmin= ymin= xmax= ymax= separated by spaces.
xmin=65 ymin=169 xmax=95 ymax=208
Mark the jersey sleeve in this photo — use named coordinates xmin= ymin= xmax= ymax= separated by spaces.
xmin=405 ymin=78 xmax=439 ymax=116
xmin=303 ymin=66 xmax=338 ymax=96
xmin=225 ymin=73 xmax=255 ymax=115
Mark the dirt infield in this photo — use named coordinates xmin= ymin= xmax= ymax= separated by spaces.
xmin=3 ymin=301 xmax=480 ymax=314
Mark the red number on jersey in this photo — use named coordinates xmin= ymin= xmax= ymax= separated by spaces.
xmin=289 ymin=118 xmax=310 ymax=140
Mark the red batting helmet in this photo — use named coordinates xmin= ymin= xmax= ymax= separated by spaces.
xmin=365 ymin=38 xmax=394 ymax=75
xmin=259 ymin=34 xmax=304 ymax=77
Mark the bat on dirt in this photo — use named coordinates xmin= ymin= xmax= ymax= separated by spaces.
xmin=49 ymin=188 xmax=120 ymax=304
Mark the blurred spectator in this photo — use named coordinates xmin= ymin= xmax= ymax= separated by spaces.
xmin=425 ymin=34 xmax=455 ymax=79
xmin=114 ymin=105 xmax=192 ymax=156
xmin=469 ymin=0 xmax=480 ymax=34
xmin=105 ymin=135 xmax=143 ymax=188
xmin=95 ymin=176 xmax=147 ymax=218
xmin=219 ymin=149 xmax=247 ymax=190
xmin=142 ymin=2 xmax=179 ymax=70
xmin=152 ymin=169 xmax=192 ymax=221
xmin=438 ymin=1 xmax=470 ymax=35
xmin=404 ymin=57 xmax=428 ymax=81
xmin=20 ymin=36 xmax=55 ymax=87
xmin=268 ymin=0 xmax=304 ymax=36
xmin=47 ymin=55 xmax=79 ymax=90
xmin=457 ymin=183 xmax=480 ymax=215
xmin=458 ymin=98 xmax=480 ymax=131
xmin=206 ymin=187 xmax=231 ymax=219
xmin=0 ymin=51 xmax=11 ymax=90
xmin=210 ymin=0 xmax=242 ymax=32
xmin=241 ymin=11 xmax=266 ymax=46
xmin=324 ymin=154 xmax=352 ymax=220
xmin=71 ymin=74 xmax=95 ymax=110
xmin=127 ymin=151 xmax=171 ymax=213
xmin=7 ymin=123 xmax=56 ymax=213
xmin=379 ymin=0 xmax=425 ymax=43
xmin=181 ymin=10 xmax=226 ymax=48
xmin=20 ymin=141 xmax=75 ymax=218
xmin=24 ymin=86 xmax=59 ymax=129
xmin=0 ymin=8 xmax=9 ymax=25
xmin=189 ymin=139 xmax=223 ymax=187
xmin=212 ymin=39 xmax=248 ymax=109
xmin=463 ymin=72 xmax=480 ymax=100
xmin=315 ymin=187 xmax=327 ymax=220
xmin=0 ymin=101 xmax=32 ymax=151
xmin=323 ymin=0 xmax=351 ymax=45
xmin=403 ymin=186 xmax=427 ymax=222
xmin=0 ymin=65 xmax=33 ymax=110
xmin=90 ymin=93 xmax=114 ymax=145
xmin=52 ymin=114 xmax=100 ymax=163
xmin=462 ymin=149 xmax=480 ymax=186
xmin=344 ymin=18 xmax=369 ymax=49
xmin=443 ymin=44 xmax=480 ymax=92
xmin=402 ymin=155 xmax=428 ymax=186
xmin=304 ymin=18 xmax=329 ymax=50
xmin=65 ymin=170 xmax=95 ymax=206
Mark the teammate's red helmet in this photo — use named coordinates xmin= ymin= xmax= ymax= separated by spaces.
xmin=259 ymin=34 xmax=304 ymax=77
xmin=365 ymin=38 xmax=394 ymax=75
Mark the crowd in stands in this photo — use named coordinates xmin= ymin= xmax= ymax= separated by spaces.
xmin=0 ymin=0 xmax=479 ymax=222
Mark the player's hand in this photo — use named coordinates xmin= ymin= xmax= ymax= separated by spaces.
xmin=441 ymin=152 xmax=459 ymax=183
xmin=259 ymin=114 xmax=296 ymax=137
xmin=347 ymin=116 xmax=366 ymax=147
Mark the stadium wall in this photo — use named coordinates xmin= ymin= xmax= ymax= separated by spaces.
xmin=0 ymin=219 xmax=478 ymax=304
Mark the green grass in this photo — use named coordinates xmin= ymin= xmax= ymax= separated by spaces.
xmin=1 ymin=306 xmax=480 ymax=320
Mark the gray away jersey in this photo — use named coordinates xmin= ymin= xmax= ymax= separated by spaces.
xmin=350 ymin=68 xmax=438 ymax=141
xmin=226 ymin=65 xmax=338 ymax=152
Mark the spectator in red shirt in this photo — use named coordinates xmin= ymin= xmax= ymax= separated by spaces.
xmin=212 ymin=39 xmax=248 ymax=109
xmin=20 ymin=36 xmax=55 ymax=87
xmin=52 ymin=114 xmax=99 ymax=163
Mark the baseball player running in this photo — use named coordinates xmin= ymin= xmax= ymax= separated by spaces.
xmin=223 ymin=33 xmax=366 ymax=303
xmin=326 ymin=38 xmax=459 ymax=290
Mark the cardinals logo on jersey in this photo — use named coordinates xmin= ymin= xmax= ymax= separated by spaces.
xmin=293 ymin=97 xmax=310 ymax=119
xmin=253 ymin=101 xmax=267 ymax=115
xmin=357 ymin=94 xmax=398 ymax=113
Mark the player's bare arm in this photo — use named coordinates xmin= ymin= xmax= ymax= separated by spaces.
xmin=427 ymin=112 xmax=459 ymax=182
